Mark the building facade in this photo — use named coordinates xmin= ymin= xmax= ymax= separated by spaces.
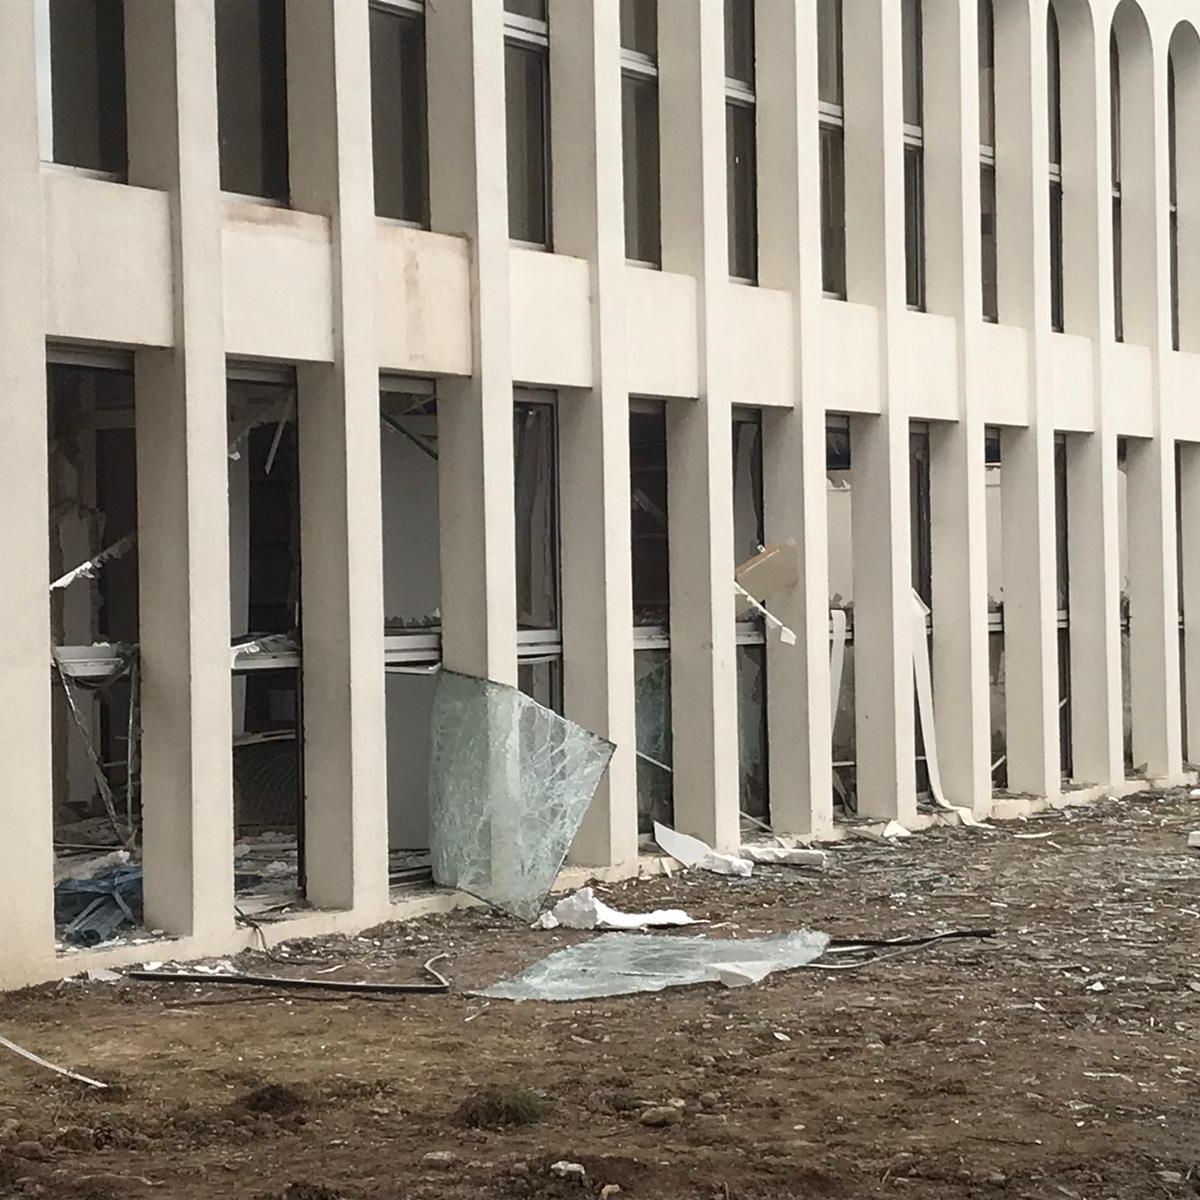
xmin=3 ymin=0 xmax=1198 ymax=988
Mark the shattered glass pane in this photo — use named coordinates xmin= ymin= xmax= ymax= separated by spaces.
xmin=481 ymin=930 xmax=831 ymax=1001
xmin=634 ymin=650 xmax=673 ymax=833
xmin=428 ymin=670 xmax=615 ymax=920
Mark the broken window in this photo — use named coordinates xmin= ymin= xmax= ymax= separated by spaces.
xmin=515 ymin=392 xmax=563 ymax=711
xmin=228 ymin=371 xmax=304 ymax=906
xmin=733 ymin=408 xmax=768 ymax=821
xmin=40 ymin=0 xmax=128 ymax=176
xmin=1117 ymin=437 xmax=1133 ymax=774
xmin=380 ymin=380 xmax=439 ymax=887
xmin=631 ymin=404 xmax=672 ymax=830
xmin=370 ymin=0 xmax=429 ymax=225
xmin=826 ymin=416 xmax=855 ymax=809
xmin=216 ymin=0 xmax=289 ymax=200
xmin=1055 ymin=434 xmax=1072 ymax=777
xmin=48 ymin=356 xmax=142 ymax=947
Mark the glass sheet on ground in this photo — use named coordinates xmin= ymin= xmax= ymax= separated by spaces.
xmin=480 ymin=929 xmax=830 ymax=1001
xmin=428 ymin=670 xmax=615 ymax=920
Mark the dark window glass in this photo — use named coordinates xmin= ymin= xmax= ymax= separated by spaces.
xmin=817 ymin=0 xmax=843 ymax=107
xmin=724 ymin=0 xmax=755 ymax=85
xmin=902 ymin=0 xmax=923 ymax=127
xmin=504 ymin=0 xmax=547 ymax=19
xmin=981 ymin=163 xmax=998 ymax=321
xmin=910 ymin=428 xmax=932 ymax=608
xmin=631 ymin=408 xmax=669 ymax=625
xmin=1170 ymin=57 xmax=1179 ymax=351
xmin=620 ymin=0 xmax=657 ymax=56
xmin=820 ymin=123 xmax=847 ymax=297
xmin=514 ymin=400 xmax=559 ymax=631
xmin=978 ymin=0 xmax=995 ymax=148
xmin=904 ymin=144 xmax=925 ymax=309
xmin=1171 ymin=206 xmax=1180 ymax=351
xmin=370 ymin=7 xmax=429 ymax=225
xmin=1047 ymin=5 xmax=1062 ymax=167
xmin=1110 ymin=31 xmax=1121 ymax=188
xmin=216 ymin=0 xmax=289 ymax=199
xmin=727 ymin=102 xmax=757 ymax=280
xmin=505 ymin=42 xmax=550 ymax=245
xmin=1050 ymin=181 xmax=1065 ymax=331
xmin=1112 ymin=193 xmax=1124 ymax=342
xmin=49 ymin=0 xmax=127 ymax=175
xmin=623 ymin=73 xmax=661 ymax=264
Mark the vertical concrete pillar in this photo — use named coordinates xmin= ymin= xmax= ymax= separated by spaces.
xmin=843 ymin=0 xmax=915 ymax=823
xmin=551 ymin=0 xmax=638 ymax=869
xmin=1118 ymin=14 xmax=1182 ymax=781
xmin=426 ymin=0 xmax=517 ymax=685
xmin=286 ymin=2 xmax=389 ymax=911
xmin=657 ymin=0 xmax=739 ymax=852
xmin=1060 ymin=5 xmax=1123 ymax=786
xmin=125 ymin=0 xmax=235 ymax=937
xmin=755 ymin=0 xmax=833 ymax=836
xmin=0 ymin=0 xmax=55 ymax=987
xmin=994 ymin=0 xmax=1062 ymax=797
xmin=924 ymin=0 xmax=992 ymax=813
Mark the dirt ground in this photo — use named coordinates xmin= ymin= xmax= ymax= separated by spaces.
xmin=1 ymin=791 xmax=1198 ymax=1200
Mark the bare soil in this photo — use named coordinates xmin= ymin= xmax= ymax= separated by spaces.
xmin=2 ymin=791 xmax=1199 ymax=1199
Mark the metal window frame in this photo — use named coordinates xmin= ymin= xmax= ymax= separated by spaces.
xmin=514 ymin=387 xmax=563 ymax=647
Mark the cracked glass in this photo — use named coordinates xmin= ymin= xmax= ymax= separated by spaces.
xmin=428 ymin=670 xmax=615 ymax=920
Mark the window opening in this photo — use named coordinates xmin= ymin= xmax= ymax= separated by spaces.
xmin=505 ymin=1 xmax=551 ymax=247
xmin=902 ymin=0 xmax=926 ymax=311
xmin=48 ymin=360 xmax=143 ymax=949
xmin=979 ymin=0 xmax=998 ymax=322
xmin=631 ymin=404 xmax=672 ymax=830
xmin=1169 ymin=55 xmax=1180 ymax=351
xmin=622 ymin=2 xmax=662 ymax=266
xmin=40 ymin=0 xmax=128 ymax=177
xmin=1048 ymin=4 xmax=1065 ymax=331
xmin=228 ymin=374 xmax=305 ymax=908
xmin=725 ymin=0 xmax=757 ymax=282
xmin=1110 ymin=31 xmax=1124 ymax=342
xmin=732 ymin=407 xmax=768 ymax=822
xmin=515 ymin=392 xmax=563 ymax=712
xmin=818 ymin=0 xmax=847 ymax=298
xmin=380 ymin=380 xmax=439 ymax=888
xmin=826 ymin=416 xmax=856 ymax=811
xmin=370 ymin=1 xmax=429 ymax=226
xmin=216 ymin=0 xmax=289 ymax=201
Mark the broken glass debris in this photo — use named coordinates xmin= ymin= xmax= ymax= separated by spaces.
xmin=480 ymin=929 xmax=830 ymax=1001
xmin=428 ymin=670 xmax=615 ymax=921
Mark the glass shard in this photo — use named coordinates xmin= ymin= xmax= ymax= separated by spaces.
xmin=428 ymin=670 xmax=615 ymax=920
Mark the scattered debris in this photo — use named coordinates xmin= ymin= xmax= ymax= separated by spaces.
xmin=639 ymin=1105 xmax=682 ymax=1127
xmin=455 ymin=1085 xmax=549 ymax=1130
xmin=740 ymin=845 xmax=828 ymax=868
xmin=535 ymin=886 xmax=695 ymax=931
xmin=549 ymin=1161 xmax=588 ymax=1184
xmin=421 ymin=1151 xmax=460 ymax=1170
xmin=128 ymin=954 xmax=450 ymax=996
xmin=50 ymin=533 xmax=136 ymax=592
xmin=881 ymin=821 xmax=912 ymax=840
xmin=480 ymin=930 xmax=830 ymax=1001
xmin=55 ymin=862 xmax=143 ymax=946
xmin=1187 ymin=831 xmax=1200 ymax=849
xmin=0 ymin=1033 xmax=108 ymax=1090
xmin=654 ymin=822 xmax=753 ymax=877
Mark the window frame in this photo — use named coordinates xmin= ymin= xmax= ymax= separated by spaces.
xmin=979 ymin=0 xmax=998 ymax=322
xmin=621 ymin=23 xmax=662 ymax=268
xmin=504 ymin=4 xmax=552 ymax=250
xmin=818 ymin=0 xmax=847 ymax=299
xmin=902 ymin=0 xmax=926 ymax=312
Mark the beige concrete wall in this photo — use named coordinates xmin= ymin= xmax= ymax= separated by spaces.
xmin=5 ymin=0 xmax=1200 ymax=988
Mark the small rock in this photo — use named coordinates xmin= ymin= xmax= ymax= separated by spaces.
xmin=600 ymin=1186 xmax=622 ymax=1199
xmin=639 ymin=1106 xmax=682 ymax=1127
xmin=986 ymin=1171 xmax=1007 ymax=1186
xmin=667 ymin=1097 xmax=687 ymax=1110
xmin=12 ymin=1142 xmax=47 ymax=1162
xmin=422 ymin=1150 xmax=460 ymax=1169
xmin=0 ymin=1118 xmax=22 ymax=1143
xmin=1159 ymin=1171 xmax=1184 ymax=1184
xmin=56 ymin=1127 xmax=93 ymax=1151
xmin=1187 ymin=830 xmax=1200 ymax=849
xmin=698 ymin=1092 xmax=720 ymax=1110
xmin=549 ymin=1160 xmax=587 ymax=1184
xmin=510 ymin=1162 xmax=530 ymax=1176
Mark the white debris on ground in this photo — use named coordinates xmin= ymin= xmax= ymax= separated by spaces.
xmin=653 ymin=822 xmax=754 ymax=877
xmin=535 ymin=886 xmax=695 ymax=931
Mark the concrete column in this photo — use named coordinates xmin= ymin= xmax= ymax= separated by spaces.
xmin=658 ymin=0 xmax=739 ymax=852
xmin=1060 ymin=5 xmax=1123 ymax=786
xmin=550 ymin=0 xmax=638 ymax=869
xmin=924 ymin=0 xmax=992 ymax=813
xmin=426 ymin=0 xmax=517 ymax=685
xmin=126 ymin=0 xmax=235 ymax=938
xmin=755 ymin=0 xmax=833 ymax=835
xmin=0 ymin=0 xmax=55 ymax=987
xmin=843 ymin=0 xmax=915 ymax=823
xmin=994 ymin=0 xmax=1062 ymax=797
xmin=286 ymin=2 xmax=389 ymax=911
xmin=1119 ymin=14 xmax=1182 ymax=781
